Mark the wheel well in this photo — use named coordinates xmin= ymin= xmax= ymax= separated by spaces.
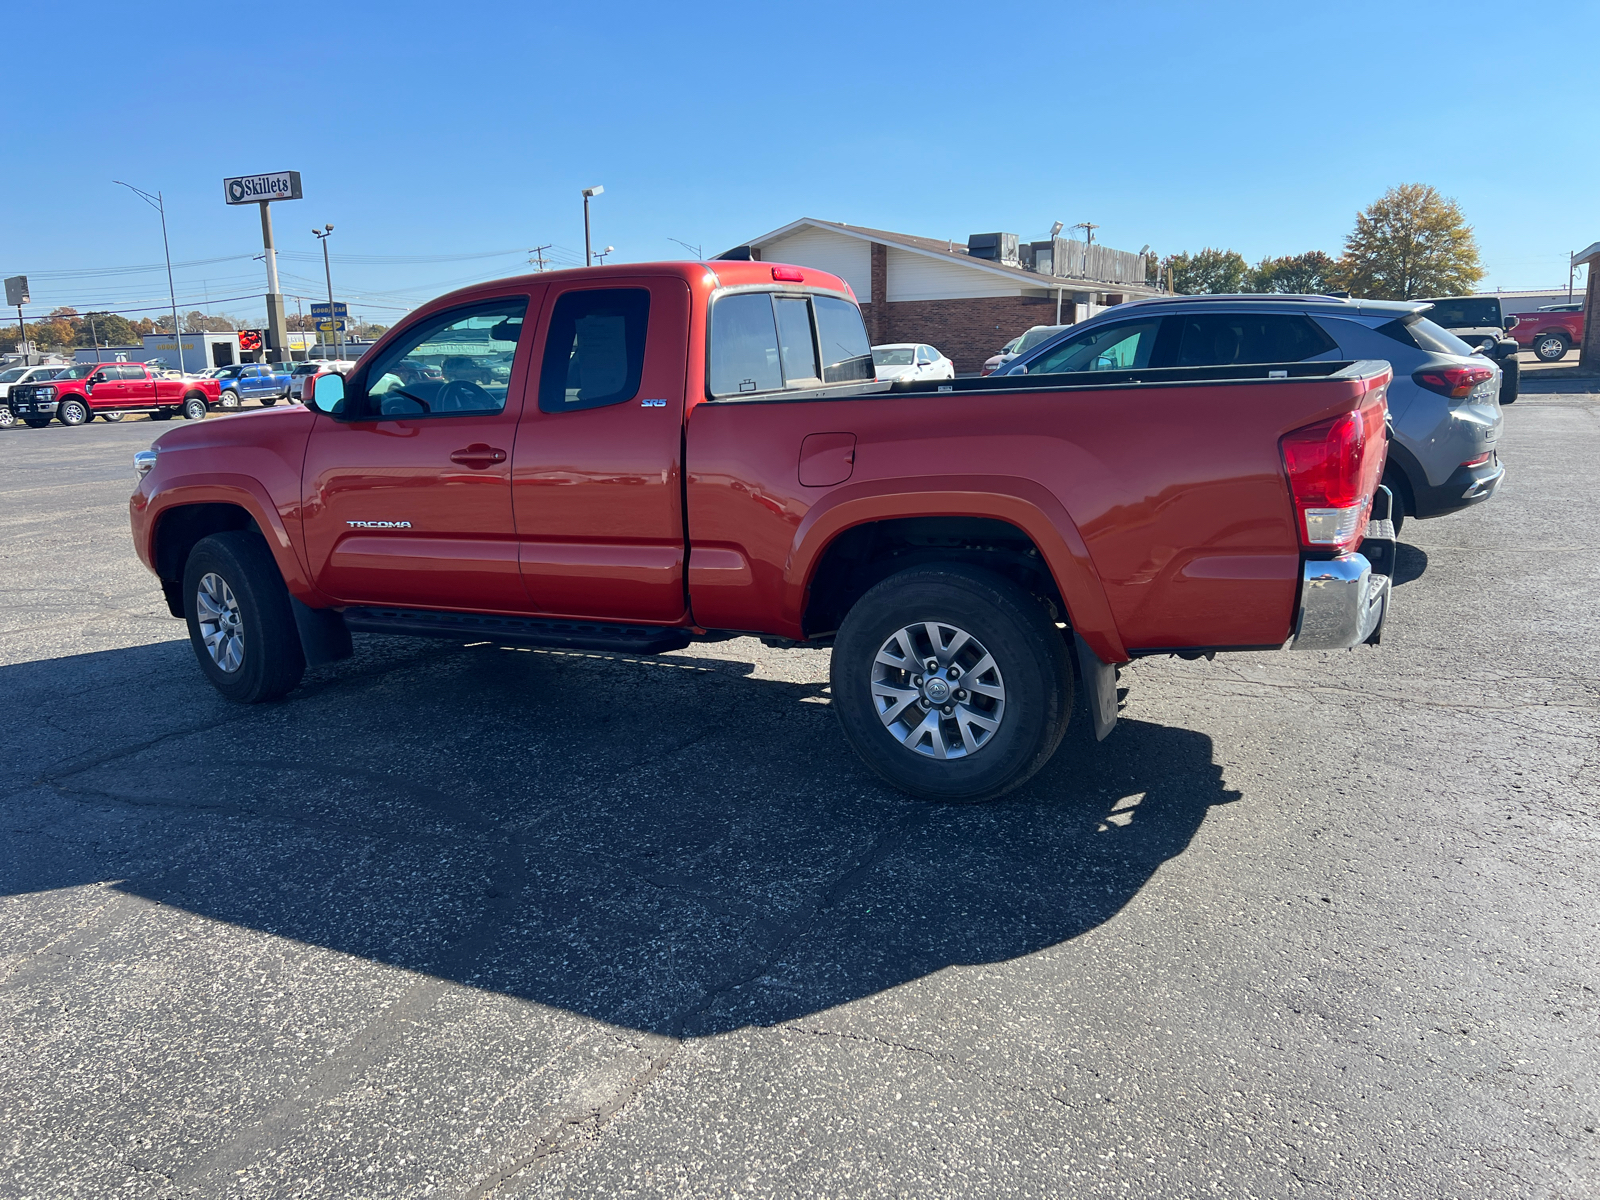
xmin=153 ymin=503 xmax=255 ymax=585
xmin=183 ymin=389 xmax=207 ymax=401
xmin=802 ymin=516 xmax=1066 ymax=638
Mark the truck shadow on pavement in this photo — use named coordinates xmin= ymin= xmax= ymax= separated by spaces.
xmin=4 ymin=637 xmax=1242 ymax=1037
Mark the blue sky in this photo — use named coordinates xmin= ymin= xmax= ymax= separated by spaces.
xmin=3 ymin=0 xmax=1593 ymax=324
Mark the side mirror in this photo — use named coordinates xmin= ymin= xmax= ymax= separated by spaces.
xmin=308 ymin=372 xmax=346 ymax=415
xmin=90 ymin=372 xmax=107 ymax=384
xmin=1503 ymin=315 xmax=1519 ymax=330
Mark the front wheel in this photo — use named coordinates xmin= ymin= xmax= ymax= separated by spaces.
xmin=182 ymin=396 xmax=209 ymax=421
xmin=182 ymin=531 xmax=306 ymax=703
xmin=219 ymin=389 xmax=241 ymax=410
xmin=24 ymin=417 xmax=52 ymax=429
xmin=0 ymin=406 xmax=14 ymax=429
xmin=1534 ymin=333 xmax=1568 ymax=362
xmin=831 ymin=565 xmax=1073 ymax=802
xmin=57 ymin=397 xmax=89 ymax=426
xmin=150 ymin=408 xmax=175 ymax=421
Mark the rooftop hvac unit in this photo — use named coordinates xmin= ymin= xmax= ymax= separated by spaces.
xmin=967 ymin=232 xmax=1020 ymax=266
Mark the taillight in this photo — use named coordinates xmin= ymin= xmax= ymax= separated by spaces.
xmin=1414 ymin=364 xmax=1493 ymax=399
xmin=1280 ymin=400 xmax=1388 ymax=553
xmin=771 ymin=266 xmax=805 ymax=282
xmin=1461 ymin=452 xmax=1491 ymax=468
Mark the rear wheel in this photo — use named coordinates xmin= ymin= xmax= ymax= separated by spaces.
xmin=1383 ymin=469 xmax=1410 ymax=536
xmin=57 ymin=397 xmax=89 ymax=426
xmin=831 ymin=564 xmax=1073 ymax=802
xmin=182 ymin=396 xmax=209 ymax=420
xmin=260 ymin=394 xmax=279 ymax=407
xmin=1534 ymin=333 xmax=1568 ymax=362
xmin=24 ymin=417 xmax=52 ymax=429
xmin=182 ymin=531 xmax=306 ymax=703
xmin=150 ymin=408 xmax=175 ymax=421
xmin=1499 ymin=356 xmax=1519 ymax=403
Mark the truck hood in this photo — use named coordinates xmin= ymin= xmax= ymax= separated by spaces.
xmin=150 ymin=401 xmax=315 ymax=456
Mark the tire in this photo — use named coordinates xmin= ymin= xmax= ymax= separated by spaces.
xmin=219 ymin=389 xmax=241 ymax=410
xmin=1383 ymin=469 xmax=1409 ymax=536
xmin=57 ymin=397 xmax=89 ymax=426
xmin=1534 ymin=333 xmax=1568 ymax=362
xmin=24 ymin=417 xmax=52 ymax=429
xmin=99 ymin=411 xmax=126 ymax=422
xmin=182 ymin=396 xmax=209 ymax=421
xmin=1499 ymin=356 xmax=1519 ymax=404
xmin=0 ymin=406 xmax=14 ymax=429
xmin=260 ymin=394 xmax=279 ymax=407
xmin=182 ymin=531 xmax=306 ymax=703
xmin=830 ymin=564 xmax=1073 ymax=802
xmin=151 ymin=408 xmax=175 ymax=421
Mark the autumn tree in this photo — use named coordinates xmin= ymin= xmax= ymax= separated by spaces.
xmin=1169 ymin=248 xmax=1249 ymax=294
xmin=1248 ymin=251 xmax=1337 ymax=294
xmin=76 ymin=312 xmax=141 ymax=347
xmin=1331 ymin=184 xmax=1483 ymax=299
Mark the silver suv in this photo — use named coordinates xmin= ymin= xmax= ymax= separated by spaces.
xmin=999 ymin=295 xmax=1504 ymax=531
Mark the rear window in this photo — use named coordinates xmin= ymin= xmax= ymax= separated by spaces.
xmin=873 ymin=347 xmax=914 ymax=366
xmin=1385 ymin=316 xmax=1474 ymax=356
xmin=708 ymin=291 xmax=872 ymax=397
xmin=1016 ymin=325 xmax=1067 ymax=353
xmin=1422 ymin=298 xmax=1500 ymax=328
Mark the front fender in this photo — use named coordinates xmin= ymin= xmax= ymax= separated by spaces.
xmin=133 ymin=473 xmax=329 ymax=605
xmin=785 ymin=473 xmax=1127 ymax=662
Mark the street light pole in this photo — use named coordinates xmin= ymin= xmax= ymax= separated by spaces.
xmin=114 ymin=181 xmax=184 ymax=371
xmin=313 ymin=225 xmax=340 ymax=360
xmin=582 ymin=185 xmax=604 ymax=266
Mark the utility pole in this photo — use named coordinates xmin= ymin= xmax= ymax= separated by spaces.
xmin=582 ymin=186 xmax=604 ymax=266
xmin=88 ymin=311 xmax=101 ymax=363
xmin=1570 ymin=251 xmax=1578 ymax=304
xmin=528 ymin=244 xmax=551 ymax=271
xmin=113 ymin=182 xmax=184 ymax=371
xmin=313 ymin=225 xmax=341 ymax=360
xmin=1071 ymin=222 xmax=1099 ymax=279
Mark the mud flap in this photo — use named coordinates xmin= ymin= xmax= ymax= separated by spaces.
xmin=1073 ymin=633 xmax=1118 ymax=742
xmin=291 ymin=597 xmax=354 ymax=667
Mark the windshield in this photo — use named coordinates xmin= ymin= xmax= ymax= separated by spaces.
xmin=59 ymin=364 xmax=99 ymax=379
xmin=0 ymin=368 xmax=25 ymax=382
xmin=872 ymin=347 xmax=915 ymax=366
xmin=1406 ymin=316 xmax=1476 ymax=356
xmin=1422 ymin=298 xmax=1499 ymax=328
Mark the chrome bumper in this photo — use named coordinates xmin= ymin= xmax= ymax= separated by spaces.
xmin=1291 ymin=553 xmax=1390 ymax=650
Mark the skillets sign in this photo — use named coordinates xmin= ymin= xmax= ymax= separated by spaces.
xmin=223 ymin=171 xmax=303 ymax=205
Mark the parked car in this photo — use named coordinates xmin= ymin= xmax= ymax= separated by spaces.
xmin=289 ymin=359 xmax=359 ymax=403
xmin=1416 ymin=295 xmax=1520 ymax=400
xmin=212 ymin=362 xmax=292 ymax=409
xmin=1000 ymin=294 xmax=1503 ymax=533
xmin=1510 ymin=302 xmax=1585 ymax=362
xmin=871 ymin=343 xmax=955 ymax=382
xmin=8 ymin=362 xmax=222 ymax=426
xmin=131 ymin=260 xmax=1394 ymax=802
xmin=0 ymin=364 xmax=69 ymax=428
xmin=982 ymin=325 xmax=1068 ymax=375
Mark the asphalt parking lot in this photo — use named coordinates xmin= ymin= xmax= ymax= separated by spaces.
xmin=2 ymin=391 xmax=1597 ymax=1199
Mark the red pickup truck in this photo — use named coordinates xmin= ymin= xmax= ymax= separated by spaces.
xmin=1511 ymin=304 xmax=1585 ymax=362
xmin=9 ymin=361 xmax=222 ymax=426
xmin=130 ymin=261 xmax=1393 ymax=800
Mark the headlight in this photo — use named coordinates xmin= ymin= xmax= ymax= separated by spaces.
xmin=40 ymin=385 xmax=56 ymax=397
xmin=134 ymin=450 xmax=157 ymax=478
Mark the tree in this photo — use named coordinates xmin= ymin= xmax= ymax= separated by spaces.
xmin=1247 ymin=251 xmax=1337 ymax=294
xmin=76 ymin=312 xmax=141 ymax=347
xmin=183 ymin=310 xmax=236 ymax=333
xmin=1330 ymin=183 xmax=1483 ymax=300
xmin=1168 ymin=248 xmax=1249 ymax=294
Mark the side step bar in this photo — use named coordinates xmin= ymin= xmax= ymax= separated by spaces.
xmin=340 ymin=606 xmax=693 ymax=655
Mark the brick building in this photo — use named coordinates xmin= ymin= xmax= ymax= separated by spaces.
xmin=717 ymin=218 xmax=1163 ymax=373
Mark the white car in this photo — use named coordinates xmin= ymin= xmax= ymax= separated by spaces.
xmin=0 ymin=364 xmax=71 ymax=426
xmin=289 ymin=359 xmax=359 ymax=402
xmin=981 ymin=324 xmax=1070 ymax=375
xmin=871 ymin=343 xmax=955 ymax=383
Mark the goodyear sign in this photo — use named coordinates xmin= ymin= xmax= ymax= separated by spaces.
xmin=223 ymin=171 xmax=303 ymax=205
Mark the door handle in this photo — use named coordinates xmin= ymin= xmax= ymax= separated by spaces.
xmin=450 ymin=443 xmax=507 ymax=468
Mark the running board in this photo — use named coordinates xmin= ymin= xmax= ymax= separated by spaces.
xmin=340 ymin=606 xmax=692 ymax=655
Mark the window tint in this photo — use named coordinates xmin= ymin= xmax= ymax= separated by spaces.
xmin=537 ymin=289 xmax=648 ymax=413
xmin=813 ymin=296 xmax=874 ymax=383
xmin=1402 ymin=316 xmax=1474 ymax=356
xmin=0 ymin=368 xmax=25 ymax=383
xmin=115 ymin=365 xmax=145 ymax=380
xmin=1423 ymin=298 xmax=1499 ymax=327
xmin=1025 ymin=319 xmax=1162 ymax=374
xmin=774 ymin=297 xmax=820 ymax=383
xmin=872 ymin=347 xmax=913 ymax=366
xmin=915 ymin=347 xmax=931 ymax=364
xmin=1017 ymin=325 xmax=1068 ymax=353
xmin=1173 ymin=313 xmax=1336 ymax=367
xmin=362 ymin=298 xmax=528 ymax=418
xmin=709 ymin=293 xmax=782 ymax=396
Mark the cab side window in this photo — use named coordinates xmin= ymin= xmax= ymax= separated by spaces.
xmin=115 ymin=366 xmax=145 ymax=381
xmin=1173 ymin=313 xmax=1336 ymax=367
xmin=361 ymin=298 xmax=529 ymax=418
xmin=1025 ymin=319 xmax=1163 ymax=374
xmin=538 ymin=288 xmax=650 ymax=413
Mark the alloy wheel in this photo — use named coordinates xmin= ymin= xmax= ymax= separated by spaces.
xmin=195 ymin=572 xmax=245 ymax=673
xmin=871 ymin=621 xmax=1006 ymax=760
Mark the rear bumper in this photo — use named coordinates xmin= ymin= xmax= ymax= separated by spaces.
xmin=1414 ymin=455 xmax=1505 ymax=518
xmin=1291 ymin=553 xmax=1390 ymax=650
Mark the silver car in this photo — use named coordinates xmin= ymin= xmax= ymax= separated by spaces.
xmin=999 ymin=295 xmax=1503 ymax=531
